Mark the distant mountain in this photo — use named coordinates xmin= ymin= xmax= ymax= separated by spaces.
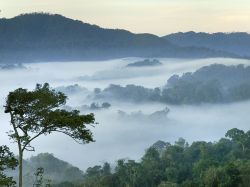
xmin=7 ymin=153 xmax=83 ymax=186
xmin=0 ymin=13 xmax=239 ymax=63
xmin=0 ymin=63 xmax=26 ymax=70
xmin=163 ymin=31 xmax=250 ymax=57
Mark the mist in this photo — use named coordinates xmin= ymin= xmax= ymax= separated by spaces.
xmin=1 ymin=57 xmax=250 ymax=170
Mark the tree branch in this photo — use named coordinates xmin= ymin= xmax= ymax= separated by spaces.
xmin=21 ymin=130 xmax=45 ymax=152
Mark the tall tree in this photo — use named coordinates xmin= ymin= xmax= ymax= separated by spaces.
xmin=225 ymin=128 xmax=250 ymax=153
xmin=4 ymin=83 xmax=96 ymax=187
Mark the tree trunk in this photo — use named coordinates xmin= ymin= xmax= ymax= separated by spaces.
xmin=18 ymin=147 xmax=23 ymax=187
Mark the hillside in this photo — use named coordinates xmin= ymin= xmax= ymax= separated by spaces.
xmin=7 ymin=153 xmax=83 ymax=186
xmin=95 ymin=64 xmax=250 ymax=104
xmin=7 ymin=128 xmax=250 ymax=187
xmin=0 ymin=13 xmax=239 ymax=63
xmin=164 ymin=31 xmax=250 ymax=57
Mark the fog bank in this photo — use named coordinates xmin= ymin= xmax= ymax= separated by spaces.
xmin=1 ymin=57 xmax=250 ymax=170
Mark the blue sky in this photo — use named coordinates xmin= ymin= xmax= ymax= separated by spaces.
xmin=1 ymin=0 xmax=250 ymax=35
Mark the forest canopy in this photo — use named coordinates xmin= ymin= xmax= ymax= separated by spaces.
xmin=5 ymin=128 xmax=249 ymax=187
xmin=95 ymin=64 xmax=250 ymax=104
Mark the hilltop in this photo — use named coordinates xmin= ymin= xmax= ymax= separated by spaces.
xmin=0 ymin=13 xmax=240 ymax=63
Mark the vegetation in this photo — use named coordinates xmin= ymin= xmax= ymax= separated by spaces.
xmin=1 ymin=66 xmax=250 ymax=186
xmin=33 ymin=167 xmax=52 ymax=187
xmin=96 ymin=84 xmax=161 ymax=103
xmin=7 ymin=153 xmax=84 ymax=186
xmin=164 ymin=31 xmax=250 ymax=57
xmin=117 ymin=107 xmax=170 ymax=122
xmin=0 ymin=63 xmax=26 ymax=70
xmin=63 ymin=102 xmax=111 ymax=112
xmin=0 ymin=13 xmax=238 ymax=63
xmin=51 ymin=128 xmax=250 ymax=187
xmin=84 ymin=102 xmax=111 ymax=110
xmin=96 ymin=64 xmax=250 ymax=104
xmin=4 ymin=83 xmax=95 ymax=187
xmin=5 ymin=128 xmax=248 ymax=187
xmin=0 ymin=146 xmax=18 ymax=187
xmin=126 ymin=59 xmax=162 ymax=67
xmin=2 ymin=126 xmax=250 ymax=186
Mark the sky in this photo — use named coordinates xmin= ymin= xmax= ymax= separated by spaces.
xmin=1 ymin=0 xmax=250 ymax=36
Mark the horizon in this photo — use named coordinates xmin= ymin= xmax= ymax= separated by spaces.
xmin=1 ymin=12 xmax=250 ymax=37
xmin=1 ymin=0 xmax=250 ymax=36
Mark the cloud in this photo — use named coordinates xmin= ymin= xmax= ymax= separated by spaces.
xmin=1 ymin=57 xmax=250 ymax=170
xmin=2 ymin=0 xmax=250 ymax=35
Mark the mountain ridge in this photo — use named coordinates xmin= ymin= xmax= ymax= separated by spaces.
xmin=0 ymin=13 xmax=245 ymax=63
xmin=163 ymin=31 xmax=250 ymax=57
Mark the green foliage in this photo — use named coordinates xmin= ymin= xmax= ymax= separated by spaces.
xmin=33 ymin=167 xmax=52 ymax=187
xmin=158 ymin=181 xmax=177 ymax=187
xmin=78 ymin=128 xmax=250 ymax=187
xmin=4 ymin=83 xmax=96 ymax=187
xmin=5 ymin=83 xmax=95 ymax=149
xmin=226 ymin=128 xmax=250 ymax=152
xmin=3 ymin=128 xmax=249 ymax=187
xmin=52 ymin=181 xmax=80 ymax=187
xmin=0 ymin=145 xmax=18 ymax=187
xmin=81 ymin=162 xmax=114 ymax=187
xmin=97 ymin=64 xmax=250 ymax=104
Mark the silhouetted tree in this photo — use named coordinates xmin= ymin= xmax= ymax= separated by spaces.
xmin=4 ymin=83 xmax=96 ymax=187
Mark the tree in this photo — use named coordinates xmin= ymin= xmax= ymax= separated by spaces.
xmin=0 ymin=145 xmax=18 ymax=187
xmin=4 ymin=83 xmax=96 ymax=187
xmin=175 ymin=138 xmax=187 ymax=148
xmin=141 ymin=148 xmax=163 ymax=186
xmin=202 ymin=166 xmax=221 ymax=187
xmin=102 ymin=162 xmax=111 ymax=176
xmin=33 ymin=167 xmax=49 ymax=187
xmin=225 ymin=128 xmax=249 ymax=153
